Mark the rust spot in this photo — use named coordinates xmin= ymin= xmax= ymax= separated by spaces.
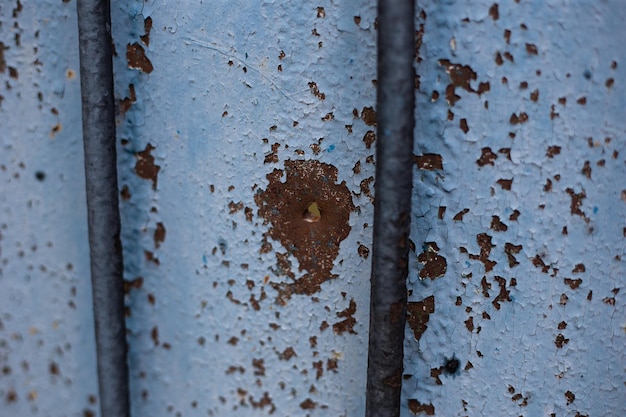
xmin=438 ymin=59 xmax=480 ymax=106
xmin=123 ymin=277 xmax=143 ymax=294
xmin=359 ymin=177 xmax=375 ymax=203
xmin=453 ymin=208 xmax=470 ymax=221
xmin=504 ymin=29 xmax=511 ymax=43
xmin=308 ymin=82 xmax=325 ymax=100
xmin=408 ymin=399 xmax=435 ymax=415
xmin=564 ymin=278 xmax=582 ymax=290
xmin=498 ymin=148 xmax=511 ymax=160
xmin=576 ymin=97 xmax=587 ymax=105
xmin=151 ymin=326 xmax=159 ymax=346
xmin=135 ymin=144 xmax=160 ymax=190
xmin=469 ymin=233 xmax=497 ymax=272
xmin=495 ymin=51 xmax=504 ymax=66
xmin=532 ymin=254 xmax=550 ymax=273
xmin=300 ymin=399 xmax=317 ymax=409
xmin=565 ymin=188 xmax=587 ymax=219
xmin=497 ymin=179 xmax=512 ymax=190
xmin=316 ymin=7 xmax=325 ymax=17
xmin=581 ymin=161 xmax=591 ymax=179
xmin=572 ymin=263 xmax=585 ymax=273
xmin=492 ymin=276 xmax=511 ymax=309
xmin=264 ymin=143 xmax=280 ymax=164
xmin=406 ymin=295 xmax=435 ymax=340
xmin=438 ymin=206 xmax=446 ymax=219
xmin=459 ymin=118 xmax=469 ymax=133
xmin=565 ymin=390 xmax=575 ymax=405
xmin=255 ymin=160 xmax=355 ymax=298
xmin=509 ymin=112 xmax=529 ymax=124
xmin=126 ymin=43 xmax=153 ymax=73
xmin=363 ymin=130 xmax=376 ymax=149
xmin=120 ymin=185 xmax=132 ymax=200
xmin=357 ymin=244 xmax=369 ymax=259
xmin=154 ymin=222 xmax=166 ymax=249
xmin=140 ymin=16 xmax=153 ymax=46
xmin=430 ymin=366 xmax=443 ymax=385
xmin=504 ymin=242 xmax=522 ymax=267
xmin=525 ymin=43 xmax=538 ymax=55
xmin=606 ymin=78 xmax=614 ymax=88
xmin=278 ymin=347 xmax=297 ymax=361
xmin=333 ymin=299 xmax=357 ymax=334
xmin=414 ymin=154 xmax=443 ymax=170
xmin=361 ymin=107 xmax=377 ymax=126
xmin=418 ymin=242 xmax=447 ymax=279
xmin=489 ymin=3 xmax=499 ymax=20
xmin=490 ymin=215 xmax=508 ymax=232
xmin=477 ymin=147 xmax=497 ymax=166
xmin=530 ymin=89 xmax=539 ymax=102
xmin=465 ymin=316 xmax=474 ymax=332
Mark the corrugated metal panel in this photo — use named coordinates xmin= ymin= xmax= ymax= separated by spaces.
xmin=0 ymin=1 xmax=100 ymax=416
xmin=111 ymin=1 xmax=376 ymax=416
xmin=405 ymin=1 xmax=626 ymax=416
xmin=1 ymin=1 xmax=625 ymax=417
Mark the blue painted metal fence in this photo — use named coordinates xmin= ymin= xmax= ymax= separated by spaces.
xmin=1 ymin=1 xmax=625 ymax=416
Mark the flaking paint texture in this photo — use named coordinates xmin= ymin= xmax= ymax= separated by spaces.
xmin=405 ymin=1 xmax=626 ymax=416
xmin=2 ymin=1 xmax=626 ymax=417
xmin=0 ymin=1 xmax=100 ymax=416
xmin=111 ymin=1 xmax=377 ymax=416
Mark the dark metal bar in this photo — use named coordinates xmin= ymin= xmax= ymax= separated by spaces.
xmin=365 ymin=0 xmax=415 ymax=415
xmin=76 ymin=1 xmax=130 ymax=417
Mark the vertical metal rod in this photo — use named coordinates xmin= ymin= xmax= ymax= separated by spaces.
xmin=76 ymin=1 xmax=130 ymax=417
xmin=366 ymin=0 xmax=415 ymax=415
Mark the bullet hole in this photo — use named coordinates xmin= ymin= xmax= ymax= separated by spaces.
xmin=303 ymin=202 xmax=321 ymax=223
xmin=443 ymin=356 xmax=460 ymax=375
xmin=583 ymin=69 xmax=592 ymax=79
xmin=256 ymin=160 xmax=355 ymax=299
xmin=35 ymin=171 xmax=45 ymax=181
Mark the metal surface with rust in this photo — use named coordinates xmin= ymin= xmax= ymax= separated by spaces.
xmin=111 ymin=1 xmax=377 ymax=416
xmin=2 ymin=1 xmax=626 ymax=417
xmin=405 ymin=1 xmax=626 ymax=416
xmin=0 ymin=1 xmax=101 ymax=415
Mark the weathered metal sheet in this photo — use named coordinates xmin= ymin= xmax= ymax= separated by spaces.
xmin=111 ymin=1 xmax=377 ymax=416
xmin=2 ymin=1 xmax=625 ymax=417
xmin=405 ymin=1 xmax=626 ymax=416
xmin=0 ymin=1 xmax=100 ymax=416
